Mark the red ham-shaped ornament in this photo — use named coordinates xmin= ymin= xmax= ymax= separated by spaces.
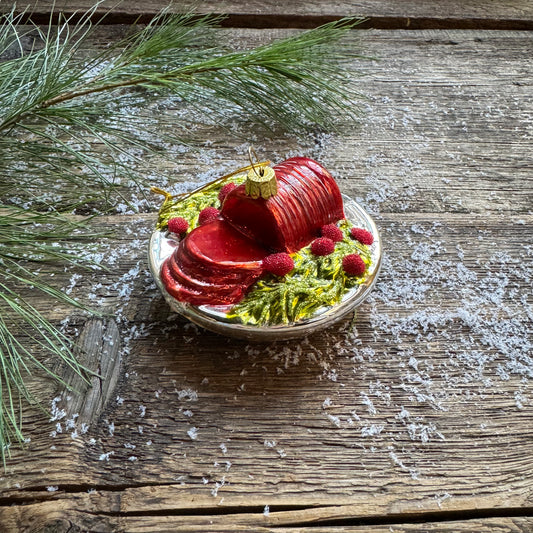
xmin=222 ymin=157 xmax=345 ymax=253
xmin=160 ymin=157 xmax=346 ymax=306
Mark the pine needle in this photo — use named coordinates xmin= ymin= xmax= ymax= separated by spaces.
xmin=0 ymin=206 xmax=101 ymax=465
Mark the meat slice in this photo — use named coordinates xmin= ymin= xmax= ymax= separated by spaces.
xmin=161 ymin=219 xmax=269 ymax=305
xmin=161 ymin=261 xmax=246 ymax=306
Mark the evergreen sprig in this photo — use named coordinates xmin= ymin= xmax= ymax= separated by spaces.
xmin=0 ymin=206 xmax=100 ymax=464
xmin=1 ymin=7 xmax=365 ymax=209
xmin=0 ymin=4 xmax=367 ymax=463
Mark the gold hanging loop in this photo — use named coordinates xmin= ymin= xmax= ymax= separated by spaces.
xmin=248 ymin=146 xmax=264 ymax=177
xmin=150 ymin=186 xmax=173 ymax=203
xmin=151 ymin=149 xmax=276 ymax=205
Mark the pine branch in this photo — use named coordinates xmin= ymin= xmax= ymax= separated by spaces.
xmin=0 ymin=206 xmax=101 ymax=465
xmin=1 ymin=9 xmax=366 ymax=208
xmin=0 ymin=5 xmax=369 ymax=464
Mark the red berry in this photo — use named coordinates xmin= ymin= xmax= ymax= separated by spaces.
xmin=198 ymin=206 xmax=220 ymax=225
xmin=262 ymin=253 xmax=294 ymax=276
xmin=311 ymin=237 xmax=335 ymax=256
xmin=167 ymin=217 xmax=189 ymax=234
xmin=320 ymin=224 xmax=343 ymax=243
xmin=350 ymin=227 xmax=374 ymax=245
xmin=218 ymin=182 xmax=237 ymax=203
xmin=342 ymin=254 xmax=366 ymax=276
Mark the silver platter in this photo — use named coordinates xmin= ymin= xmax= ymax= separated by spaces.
xmin=148 ymin=195 xmax=382 ymax=341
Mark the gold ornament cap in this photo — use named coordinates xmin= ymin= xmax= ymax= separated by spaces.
xmin=245 ymin=165 xmax=277 ymax=199
xmin=244 ymin=147 xmax=278 ymax=200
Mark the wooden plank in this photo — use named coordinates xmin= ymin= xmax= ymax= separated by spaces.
xmin=8 ymin=1 xmax=533 ymax=30
xmin=0 ymin=494 xmax=531 ymax=531
xmin=0 ymin=27 xmax=531 ymax=532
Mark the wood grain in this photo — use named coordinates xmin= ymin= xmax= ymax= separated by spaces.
xmin=58 ymin=318 xmax=123 ymax=426
xmin=8 ymin=0 xmax=533 ymax=29
xmin=1 ymin=496 xmax=532 ymax=532
xmin=0 ymin=22 xmax=532 ymax=533
xmin=0 ymin=212 xmax=531 ymax=530
xmin=72 ymin=28 xmax=532 ymax=217
xmin=0 ymin=495 xmax=532 ymax=532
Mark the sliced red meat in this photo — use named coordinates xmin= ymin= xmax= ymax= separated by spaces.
xmin=161 ymin=219 xmax=268 ymax=305
xmin=167 ymin=254 xmax=245 ymax=294
xmin=161 ymin=261 xmax=246 ymax=305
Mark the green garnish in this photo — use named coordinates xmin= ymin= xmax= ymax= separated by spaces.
xmin=155 ymin=174 xmax=246 ymax=231
xmin=228 ymin=224 xmax=372 ymax=326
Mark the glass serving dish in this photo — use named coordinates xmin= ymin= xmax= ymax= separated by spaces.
xmin=148 ymin=194 xmax=382 ymax=341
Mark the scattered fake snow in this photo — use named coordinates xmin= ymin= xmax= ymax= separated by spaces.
xmin=187 ymin=427 xmax=198 ymax=440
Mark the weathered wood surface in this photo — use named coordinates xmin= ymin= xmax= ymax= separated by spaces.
xmin=0 ymin=18 xmax=532 ymax=533
xmin=9 ymin=0 xmax=533 ymax=29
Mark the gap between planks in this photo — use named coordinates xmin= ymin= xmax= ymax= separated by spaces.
xmin=9 ymin=9 xmax=533 ymax=31
xmin=0 ymin=490 xmax=533 ymax=528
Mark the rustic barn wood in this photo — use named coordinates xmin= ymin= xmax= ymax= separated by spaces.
xmin=0 ymin=6 xmax=532 ymax=533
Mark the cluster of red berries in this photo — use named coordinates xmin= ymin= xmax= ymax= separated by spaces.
xmin=167 ymin=216 xmax=189 ymax=235
xmin=320 ymin=223 xmax=344 ymax=243
xmin=311 ymin=237 xmax=336 ymax=256
xmin=310 ymin=223 xmax=343 ymax=257
xmin=342 ymin=254 xmax=366 ymax=277
xmin=262 ymin=252 xmax=294 ymax=277
xmin=198 ymin=206 xmax=220 ymax=225
xmin=218 ymin=182 xmax=237 ymax=203
xmin=262 ymin=223 xmax=374 ymax=279
xmin=350 ymin=227 xmax=374 ymax=246
xmin=307 ymin=223 xmax=374 ymax=277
